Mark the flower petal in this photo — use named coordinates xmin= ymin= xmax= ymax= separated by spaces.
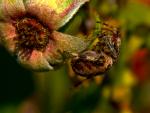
xmin=0 ymin=22 xmax=16 ymax=53
xmin=0 ymin=0 xmax=26 ymax=20
xmin=43 ymin=31 xmax=88 ymax=65
xmin=51 ymin=31 xmax=88 ymax=52
xmin=25 ymin=0 xmax=89 ymax=29
xmin=17 ymin=50 xmax=54 ymax=71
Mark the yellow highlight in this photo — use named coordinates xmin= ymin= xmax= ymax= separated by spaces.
xmin=121 ymin=69 xmax=137 ymax=86
xmin=128 ymin=35 xmax=143 ymax=55
xmin=38 ymin=0 xmax=73 ymax=14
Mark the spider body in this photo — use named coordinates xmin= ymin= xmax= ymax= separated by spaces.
xmin=71 ymin=50 xmax=113 ymax=77
xmin=71 ymin=22 xmax=121 ymax=77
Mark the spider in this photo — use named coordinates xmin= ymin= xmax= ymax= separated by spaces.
xmin=71 ymin=22 xmax=121 ymax=80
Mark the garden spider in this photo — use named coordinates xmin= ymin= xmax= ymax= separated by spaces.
xmin=70 ymin=21 xmax=121 ymax=86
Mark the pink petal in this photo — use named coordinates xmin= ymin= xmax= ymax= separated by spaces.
xmin=18 ymin=50 xmax=53 ymax=71
xmin=0 ymin=22 xmax=16 ymax=53
xmin=25 ymin=4 xmax=60 ymax=30
xmin=0 ymin=0 xmax=26 ymax=21
xmin=43 ymin=39 xmax=64 ymax=65
xmin=24 ymin=0 xmax=89 ymax=30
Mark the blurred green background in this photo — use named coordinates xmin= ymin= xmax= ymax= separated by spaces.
xmin=0 ymin=0 xmax=150 ymax=113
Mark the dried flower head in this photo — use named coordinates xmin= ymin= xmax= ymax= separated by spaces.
xmin=0 ymin=0 xmax=89 ymax=71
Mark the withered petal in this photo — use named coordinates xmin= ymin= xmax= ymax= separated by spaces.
xmin=0 ymin=22 xmax=16 ymax=53
xmin=24 ymin=0 xmax=89 ymax=30
xmin=51 ymin=31 xmax=88 ymax=53
xmin=17 ymin=50 xmax=54 ymax=71
xmin=0 ymin=0 xmax=26 ymax=21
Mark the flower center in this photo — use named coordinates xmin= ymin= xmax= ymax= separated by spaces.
xmin=15 ymin=17 xmax=50 ymax=52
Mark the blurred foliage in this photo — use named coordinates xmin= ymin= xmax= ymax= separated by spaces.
xmin=0 ymin=0 xmax=150 ymax=113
